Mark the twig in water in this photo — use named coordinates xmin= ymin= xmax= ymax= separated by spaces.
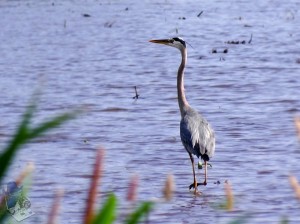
xmin=133 ymin=86 xmax=140 ymax=100
xmin=248 ymin=34 xmax=253 ymax=44
xmin=197 ymin=11 xmax=203 ymax=17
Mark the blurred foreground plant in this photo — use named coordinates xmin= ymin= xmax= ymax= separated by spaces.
xmin=45 ymin=146 xmax=177 ymax=224
xmin=216 ymin=180 xmax=234 ymax=212
xmin=0 ymin=96 xmax=78 ymax=222
xmin=83 ymin=149 xmax=154 ymax=224
xmin=289 ymin=175 xmax=300 ymax=201
xmin=224 ymin=181 xmax=234 ymax=211
xmin=0 ymin=95 xmax=168 ymax=223
xmin=47 ymin=148 xmax=156 ymax=224
xmin=294 ymin=116 xmax=300 ymax=140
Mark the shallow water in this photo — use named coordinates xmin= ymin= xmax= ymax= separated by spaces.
xmin=1 ymin=0 xmax=300 ymax=223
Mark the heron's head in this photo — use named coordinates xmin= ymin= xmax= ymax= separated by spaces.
xmin=149 ymin=37 xmax=186 ymax=50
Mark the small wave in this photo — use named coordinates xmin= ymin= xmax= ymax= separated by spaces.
xmin=100 ymin=107 xmax=128 ymax=112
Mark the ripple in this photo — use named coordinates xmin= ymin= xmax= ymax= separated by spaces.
xmin=100 ymin=107 xmax=128 ymax=112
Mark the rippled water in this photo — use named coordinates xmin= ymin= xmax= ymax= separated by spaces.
xmin=1 ymin=0 xmax=300 ymax=223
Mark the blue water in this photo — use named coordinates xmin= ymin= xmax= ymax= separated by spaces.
xmin=1 ymin=0 xmax=300 ymax=223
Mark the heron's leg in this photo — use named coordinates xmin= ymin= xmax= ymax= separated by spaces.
xmin=203 ymin=160 xmax=207 ymax=186
xmin=188 ymin=153 xmax=197 ymax=192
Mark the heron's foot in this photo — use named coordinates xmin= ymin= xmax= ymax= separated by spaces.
xmin=189 ymin=181 xmax=207 ymax=189
xmin=189 ymin=182 xmax=205 ymax=190
xmin=198 ymin=161 xmax=212 ymax=169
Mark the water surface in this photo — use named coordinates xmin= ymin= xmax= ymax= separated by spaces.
xmin=1 ymin=0 xmax=300 ymax=223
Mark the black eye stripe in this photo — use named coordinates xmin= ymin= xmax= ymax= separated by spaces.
xmin=172 ymin=37 xmax=186 ymax=47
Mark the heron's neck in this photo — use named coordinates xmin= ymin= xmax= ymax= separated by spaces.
xmin=177 ymin=48 xmax=189 ymax=117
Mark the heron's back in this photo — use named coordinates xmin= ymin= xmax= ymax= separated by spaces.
xmin=180 ymin=107 xmax=215 ymax=160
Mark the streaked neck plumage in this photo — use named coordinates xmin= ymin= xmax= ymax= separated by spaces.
xmin=177 ymin=47 xmax=190 ymax=117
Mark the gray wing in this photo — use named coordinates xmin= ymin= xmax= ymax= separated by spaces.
xmin=180 ymin=108 xmax=215 ymax=160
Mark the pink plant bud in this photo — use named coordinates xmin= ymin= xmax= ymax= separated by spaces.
xmin=84 ymin=148 xmax=104 ymax=224
xmin=224 ymin=181 xmax=234 ymax=211
xmin=127 ymin=175 xmax=139 ymax=202
xmin=289 ymin=175 xmax=300 ymax=201
xmin=163 ymin=174 xmax=175 ymax=201
xmin=16 ymin=162 xmax=35 ymax=186
xmin=294 ymin=116 xmax=300 ymax=139
xmin=47 ymin=189 xmax=64 ymax=224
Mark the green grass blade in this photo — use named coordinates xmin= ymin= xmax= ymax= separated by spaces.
xmin=92 ymin=194 xmax=117 ymax=224
xmin=0 ymin=101 xmax=37 ymax=220
xmin=27 ymin=111 xmax=78 ymax=140
xmin=125 ymin=202 xmax=153 ymax=224
xmin=0 ymin=104 xmax=78 ymax=184
xmin=0 ymin=103 xmax=36 ymax=183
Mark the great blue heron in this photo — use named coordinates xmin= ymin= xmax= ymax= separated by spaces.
xmin=149 ymin=37 xmax=215 ymax=193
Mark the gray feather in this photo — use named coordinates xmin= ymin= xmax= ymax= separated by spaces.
xmin=180 ymin=107 xmax=215 ymax=160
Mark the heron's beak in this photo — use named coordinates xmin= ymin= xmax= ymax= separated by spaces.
xmin=149 ymin=39 xmax=171 ymax=45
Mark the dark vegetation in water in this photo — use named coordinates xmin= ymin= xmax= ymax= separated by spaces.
xmin=82 ymin=13 xmax=91 ymax=18
xmin=174 ymin=12 xmax=253 ymax=63
xmin=225 ymin=34 xmax=253 ymax=45
xmin=212 ymin=48 xmax=228 ymax=54
xmin=104 ymin=21 xmax=115 ymax=28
